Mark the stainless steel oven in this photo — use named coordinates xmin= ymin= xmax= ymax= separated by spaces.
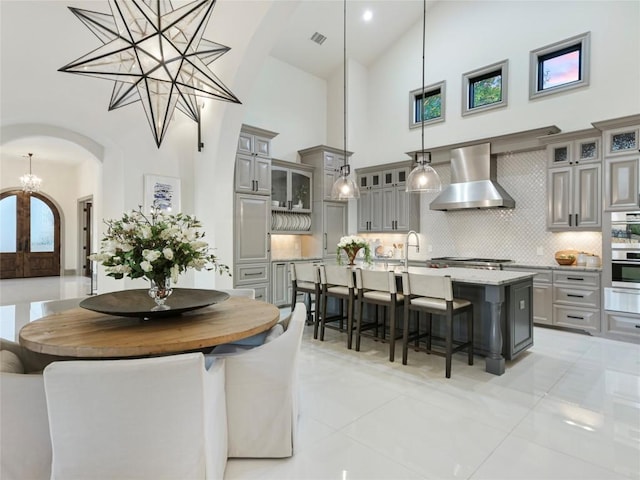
xmin=611 ymin=249 xmax=640 ymax=289
xmin=611 ymin=212 xmax=640 ymax=290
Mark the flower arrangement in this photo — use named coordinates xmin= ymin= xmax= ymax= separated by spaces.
xmin=336 ymin=235 xmax=372 ymax=265
xmin=89 ymin=205 xmax=230 ymax=286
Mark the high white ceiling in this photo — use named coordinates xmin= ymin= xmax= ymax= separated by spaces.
xmin=271 ymin=0 xmax=428 ymax=79
xmin=1 ymin=0 xmax=430 ymax=165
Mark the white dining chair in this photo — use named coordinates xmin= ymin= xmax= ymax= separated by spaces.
xmin=43 ymin=353 xmax=228 ymax=480
xmin=207 ymin=302 xmax=306 ymax=458
xmin=0 ymin=340 xmax=52 ymax=480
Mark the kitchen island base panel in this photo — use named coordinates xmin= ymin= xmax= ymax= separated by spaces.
xmin=485 ymin=356 xmax=505 ymax=376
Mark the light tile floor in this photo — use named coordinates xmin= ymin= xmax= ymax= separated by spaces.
xmin=1 ymin=277 xmax=639 ymax=480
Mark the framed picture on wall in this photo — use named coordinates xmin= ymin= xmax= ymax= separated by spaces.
xmin=144 ymin=174 xmax=181 ymax=213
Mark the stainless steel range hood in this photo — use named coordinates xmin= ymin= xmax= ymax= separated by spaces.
xmin=429 ymin=143 xmax=515 ymax=210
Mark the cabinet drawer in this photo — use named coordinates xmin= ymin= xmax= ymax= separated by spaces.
xmin=553 ymin=306 xmax=600 ymax=332
xmin=253 ymin=285 xmax=269 ymax=302
xmin=553 ymin=286 xmax=601 ymax=309
xmin=235 ymin=264 xmax=269 ymax=285
xmin=533 ymin=270 xmax=553 ymax=283
xmin=605 ymin=311 xmax=640 ymax=339
xmin=553 ymin=271 xmax=600 ymax=287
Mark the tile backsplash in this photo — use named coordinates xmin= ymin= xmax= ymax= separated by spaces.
xmin=364 ymin=149 xmax=602 ymax=266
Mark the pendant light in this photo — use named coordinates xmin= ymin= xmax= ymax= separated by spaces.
xmin=330 ymin=0 xmax=360 ymax=200
xmin=406 ymin=0 xmax=442 ymax=193
xmin=20 ymin=153 xmax=42 ymax=194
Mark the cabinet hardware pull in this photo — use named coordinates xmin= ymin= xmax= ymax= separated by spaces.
xmin=244 ymin=272 xmax=262 ymax=277
xmin=567 ymin=277 xmax=584 ymax=281
xmin=568 ymin=214 xmax=572 ymax=227
xmin=267 ymin=233 xmax=271 ymax=252
xmin=255 ymin=180 xmax=259 ymax=191
xmin=324 ymin=233 xmax=327 ymax=250
xmin=567 ymin=294 xmax=584 ymax=298
xmin=575 ymin=213 xmax=579 ymax=226
xmin=635 ymin=325 xmax=640 ymax=329
xmin=567 ymin=315 xmax=584 ymax=320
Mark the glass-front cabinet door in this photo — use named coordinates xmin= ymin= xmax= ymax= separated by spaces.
xmin=270 ymin=161 xmax=312 ymax=212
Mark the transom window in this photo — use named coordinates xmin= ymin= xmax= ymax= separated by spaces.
xmin=461 ymin=60 xmax=508 ymax=116
xmin=409 ymin=81 xmax=445 ymax=129
xmin=529 ymin=32 xmax=590 ymax=99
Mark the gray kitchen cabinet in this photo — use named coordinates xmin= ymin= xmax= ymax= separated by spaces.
xmin=358 ymin=188 xmax=383 ymax=232
xmin=271 ymin=261 xmax=290 ymax=307
xmin=593 ymin=115 xmax=640 ymax=211
xmin=547 ymin=163 xmax=601 ymax=230
xmin=299 ymin=145 xmax=353 ymax=202
xmin=235 ymin=125 xmax=277 ymax=196
xmin=234 ymin=194 xmax=270 ymax=264
xmin=503 ymin=267 xmax=553 ymax=326
xmin=604 ymin=155 xmax=639 ymax=211
xmin=235 ymin=154 xmax=271 ymax=195
xmin=356 ymin=161 xmax=419 ymax=233
xmin=323 ymin=202 xmax=348 ymax=260
xmin=604 ymin=311 xmax=640 ymax=342
xmin=234 ymin=125 xmax=277 ymax=297
xmin=552 ymin=270 xmax=601 ymax=333
xmin=271 ymin=159 xmax=313 ymax=212
xmin=547 ymin=137 xmax=600 ymax=167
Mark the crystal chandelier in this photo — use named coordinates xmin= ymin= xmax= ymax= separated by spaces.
xmin=406 ymin=0 xmax=442 ymax=193
xmin=330 ymin=0 xmax=359 ymax=200
xmin=20 ymin=153 xmax=42 ymax=193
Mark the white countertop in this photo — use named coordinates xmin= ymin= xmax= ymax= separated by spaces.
xmin=349 ymin=263 xmax=536 ymax=286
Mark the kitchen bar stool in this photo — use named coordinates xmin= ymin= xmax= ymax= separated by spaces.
xmin=290 ymin=262 xmax=321 ymax=334
xmin=401 ymin=272 xmax=474 ymax=378
xmin=319 ymin=265 xmax=357 ymax=349
xmin=354 ymin=268 xmax=404 ymax=362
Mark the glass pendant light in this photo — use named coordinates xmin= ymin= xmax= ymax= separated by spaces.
xmin=20 ymin=153 xmax=42 ymax=193
xmin=406 ymin=0 xmax=442 ymax=193
xmin=331 ymin=0 xmax=360 ymax=200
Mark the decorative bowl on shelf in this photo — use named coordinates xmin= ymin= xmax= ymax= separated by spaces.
xmin=554 ymin=249 xmax=578 ymax=266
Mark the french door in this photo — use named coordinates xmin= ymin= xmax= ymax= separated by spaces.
xmin=0 ymin=191 xmax=61 ymax=278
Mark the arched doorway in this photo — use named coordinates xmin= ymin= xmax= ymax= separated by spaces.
xmin=0 ymin=190 xmax=61 ymax=278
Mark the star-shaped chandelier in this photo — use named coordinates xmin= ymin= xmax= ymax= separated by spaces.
xmin=59 ymin=0 xmax=241 ymax=148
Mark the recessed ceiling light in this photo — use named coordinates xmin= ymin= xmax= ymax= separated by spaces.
xmin=363 ymin=9 xmax=373 ymax=22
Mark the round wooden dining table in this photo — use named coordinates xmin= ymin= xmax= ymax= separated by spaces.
xmin=19 ymin=295 xmax=280 ymax=358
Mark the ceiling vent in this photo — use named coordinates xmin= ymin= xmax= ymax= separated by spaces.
xmin=310 ymin=32 xmax=327 ymax=45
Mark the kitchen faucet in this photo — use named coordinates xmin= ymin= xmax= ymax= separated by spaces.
xmin=405 ymin=230 xmax=420 ymax=270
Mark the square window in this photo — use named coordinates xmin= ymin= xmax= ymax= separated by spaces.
xmin=461 ymin=60 xmax=508 ymax=116
xmin=530 ymin=32 xmax=590 ymax=99
xmin=409 ymin=81 xmax=445 ymax=129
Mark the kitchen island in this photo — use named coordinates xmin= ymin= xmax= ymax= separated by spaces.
xmin=354 ymin=264 xmax=537 ymax=375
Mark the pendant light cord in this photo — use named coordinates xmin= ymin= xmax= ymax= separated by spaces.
xmin=343 ymin=0 xmax=347 ymax=171
xmin=420 ymin=0 xmax=426 ymax=165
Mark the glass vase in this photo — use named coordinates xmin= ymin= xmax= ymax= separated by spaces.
xmin=148 ymin=278 xmax=173 ymax=311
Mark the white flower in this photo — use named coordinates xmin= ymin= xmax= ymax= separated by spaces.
xmin=119 ymin=243 xmax=133 ymax=252
xmin=142 ymin=249 xmax=161 ymax=262
xmin=105 ymin=265 xmax=131 ymax=275
xmin=190 ymin=241 xmax=208 ymax=251
xmin=89 ymin=252 xmax=112 ymax=262
xmin=163 ymin=248 xmax=174 ymax=260
xmin=140 ymin=261 xmax=153 ymax=272
xmin=139 ymin=226 xmax=152 ymax=239
xmin=170 ymin=264 xmax=180 ymax=283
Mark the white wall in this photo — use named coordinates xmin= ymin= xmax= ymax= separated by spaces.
xmin=243 ymin=56 xmax=327 ymax=163
xmin=363 ymin=0 xmax=640 ymax=168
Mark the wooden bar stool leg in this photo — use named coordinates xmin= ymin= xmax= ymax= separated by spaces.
xmin=320 ymin=291 xmax=328 ymax=341
xmin=312 ymin=290 xmax=320 ymax=340
xmin=414 ymin=311 xmax=420 ymax=349
xmin=426 ymin=314 xmax=432 ymax=353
